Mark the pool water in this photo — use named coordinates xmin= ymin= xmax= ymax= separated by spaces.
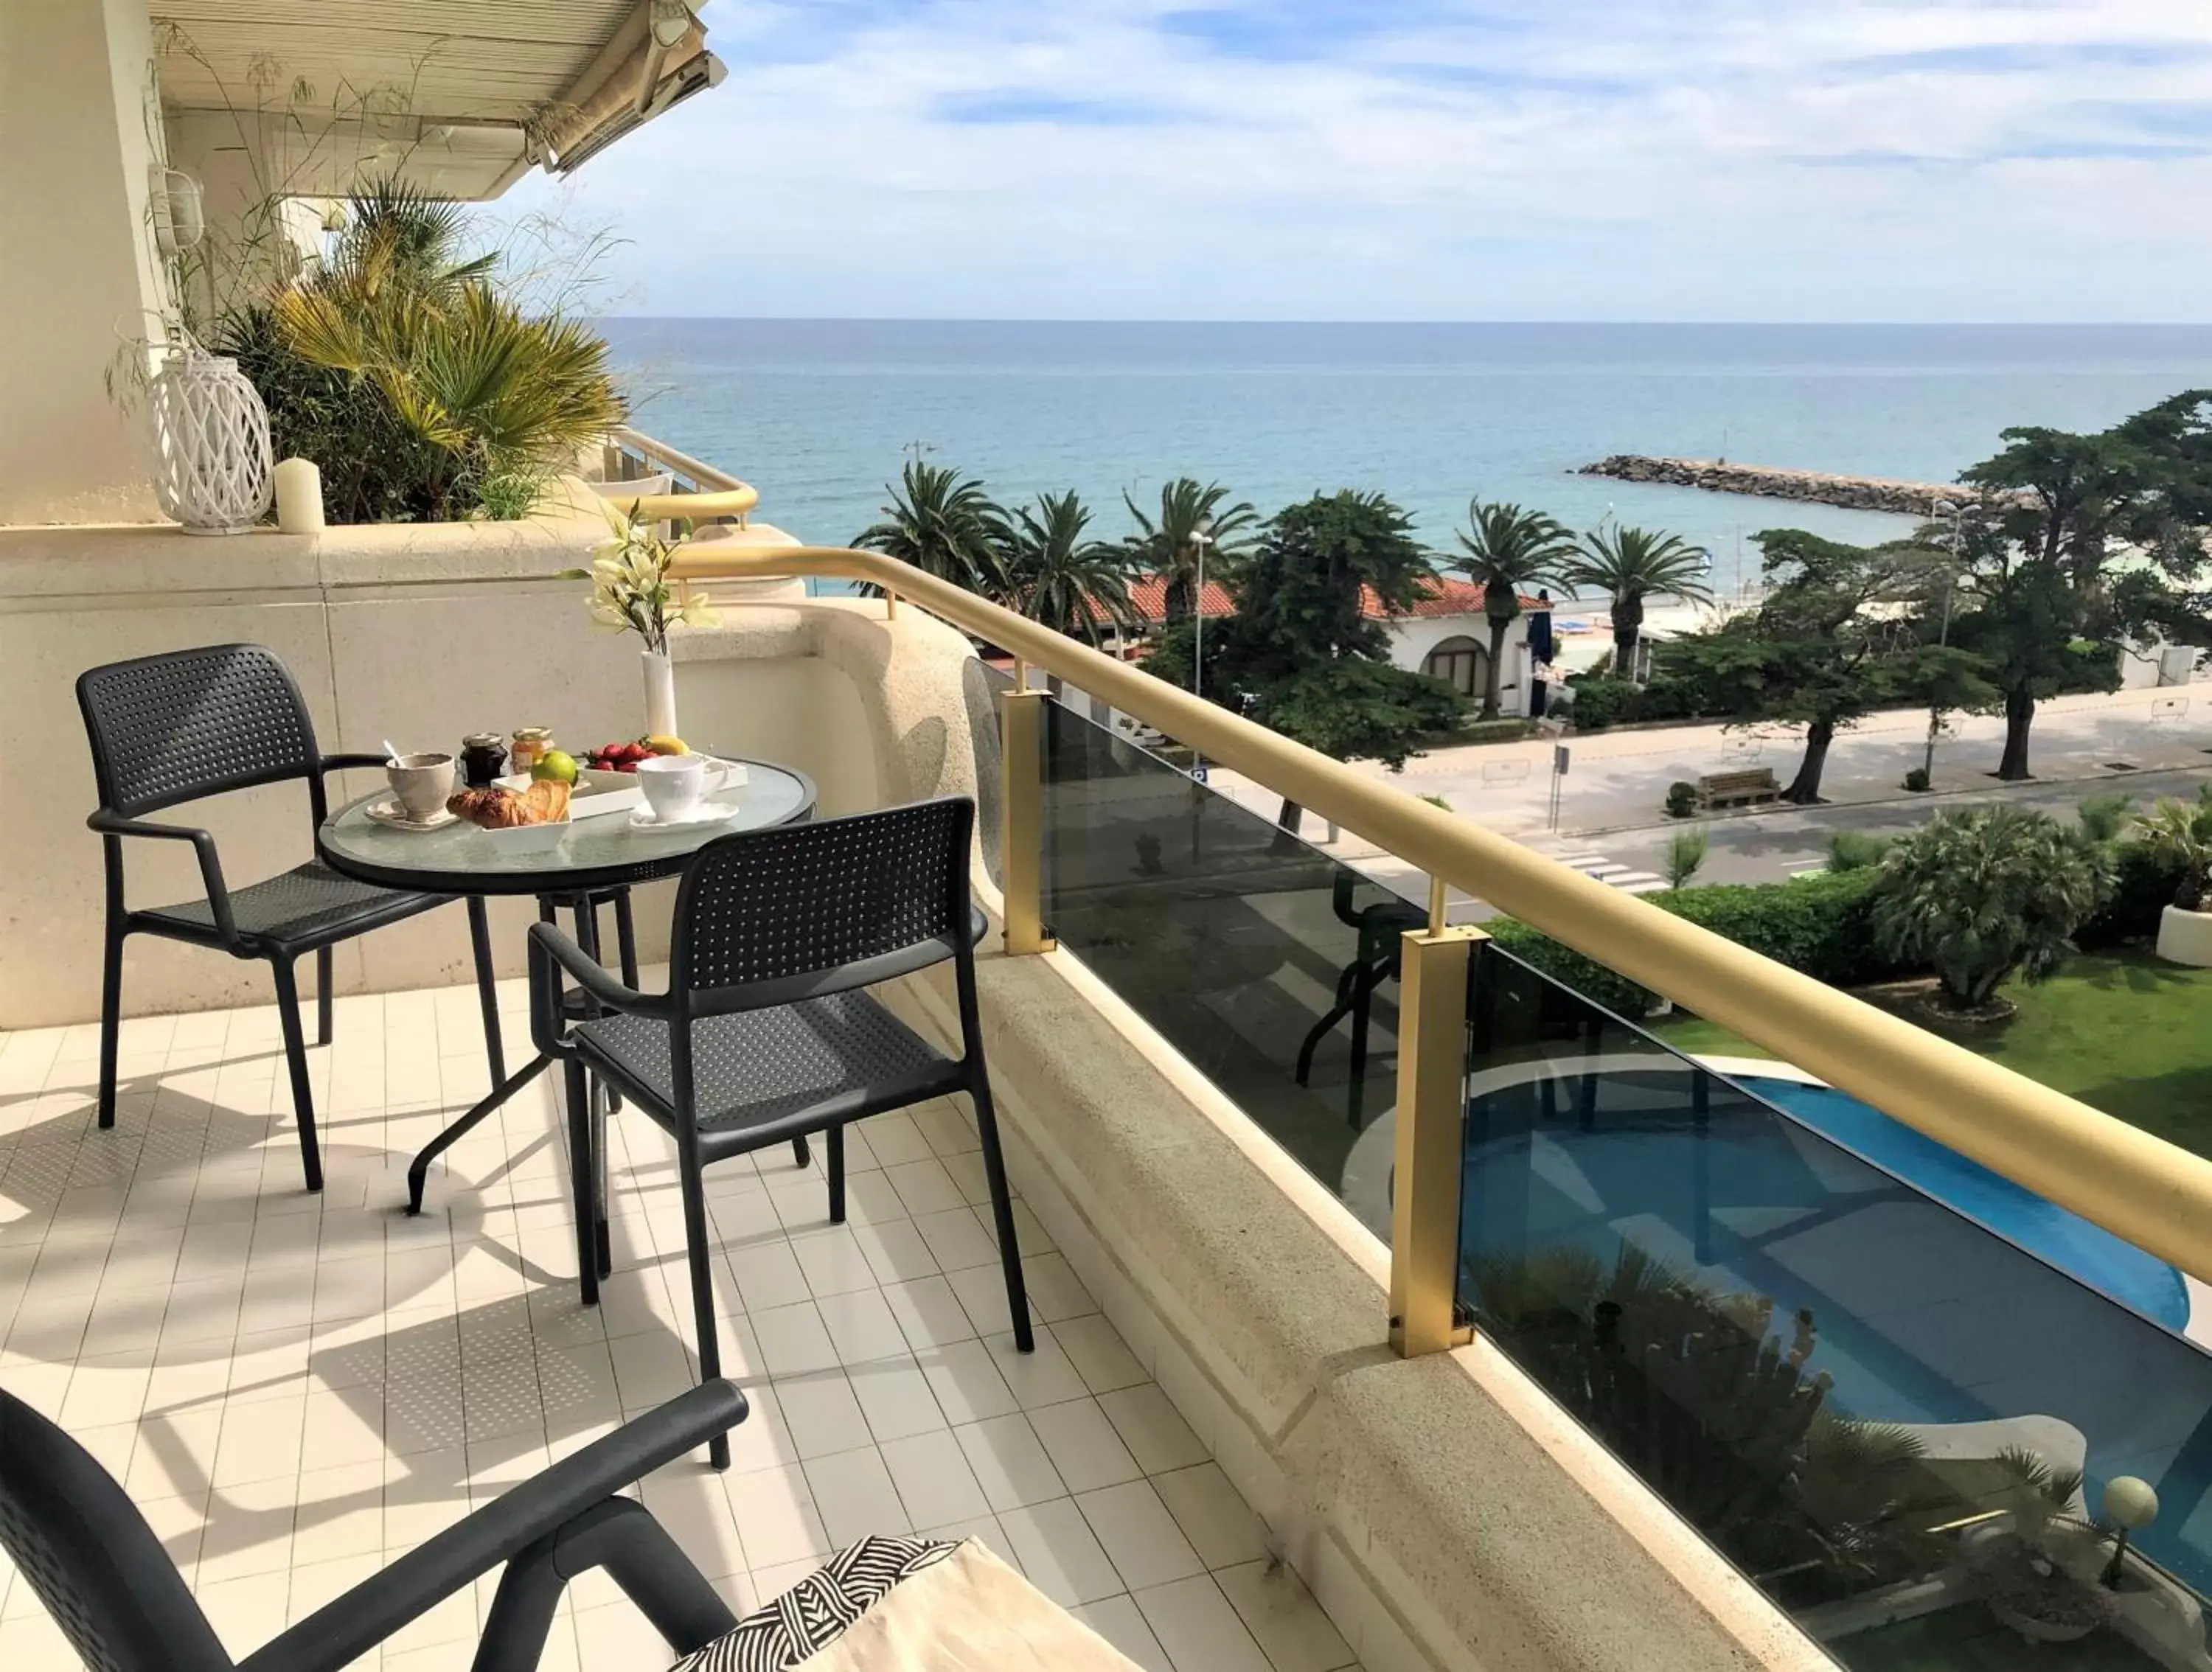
xmin=1739 ymin=1076 xmax=2191 ymax=1335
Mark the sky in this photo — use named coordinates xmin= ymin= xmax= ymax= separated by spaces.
xmin=498 ymin=0 xmax=2212 ymax=322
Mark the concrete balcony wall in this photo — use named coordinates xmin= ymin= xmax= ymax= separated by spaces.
xmin=0 ymin=508 xmax=992 ymax=1028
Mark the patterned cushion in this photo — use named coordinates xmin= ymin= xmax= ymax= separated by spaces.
xmin=669 ymin=1536 xmax=962 ymax=1672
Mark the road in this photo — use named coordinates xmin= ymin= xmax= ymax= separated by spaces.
xmin=1197 ymin=680 xmax=2212 ymax=903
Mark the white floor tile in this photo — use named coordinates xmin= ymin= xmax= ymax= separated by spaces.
xmin=1077 ymin=1479 xmax=1206 ymax=1590
xmin=0 ymin=978 xmax=1307 ymax=1672
xmin=1134 ymin=1575 xmax=1275 ymax=1672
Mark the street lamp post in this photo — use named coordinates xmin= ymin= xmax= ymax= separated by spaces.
xmin=1921 ymin=499 xmax=1966 ymax=782
xmin=1189 ymin=518 xmax=1214 ymax=704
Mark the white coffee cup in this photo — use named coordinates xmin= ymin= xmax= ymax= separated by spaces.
xmin=386 ymin=752 xmax=455 ymax=822
xmin=636 ymin=753 xmax=713 ymax=822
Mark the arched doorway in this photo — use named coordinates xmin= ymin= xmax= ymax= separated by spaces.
xmin=1421 ymin=635 xmax=1488 ymax=699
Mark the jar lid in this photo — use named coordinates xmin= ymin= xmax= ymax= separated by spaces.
xmin=462 ymin=732 xmax=502 ymax=748
xmin=513 ymin=726 xmax=554 ymax=742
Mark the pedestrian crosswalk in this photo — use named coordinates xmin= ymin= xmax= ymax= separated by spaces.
xmin=1549 ymin=850 xmax=1670 ymax=895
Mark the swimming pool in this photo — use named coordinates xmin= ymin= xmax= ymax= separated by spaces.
xmin=1736 ymin=1073 xmax=2191 ymax=1335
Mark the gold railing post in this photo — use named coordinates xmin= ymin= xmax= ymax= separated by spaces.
xmin=999 ymin=687 xmax=1055 ymax=955
xmin=1390 ymin=924 xmax=1483 ymax=1356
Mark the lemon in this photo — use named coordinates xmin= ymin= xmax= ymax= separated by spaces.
xmin=532 ymin=748 xmax=580 ymax=784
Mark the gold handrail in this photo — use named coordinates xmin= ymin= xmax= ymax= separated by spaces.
xmin=602 ymin=428 xmax=759 ymax=525
xmin=665 ymin=536 xmax=2212 ymax=1287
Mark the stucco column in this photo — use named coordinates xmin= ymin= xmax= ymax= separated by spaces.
xmin=0 ymin=0 xmax=168 ymax=524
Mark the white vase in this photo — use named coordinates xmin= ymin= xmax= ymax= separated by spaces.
xmin=148 ymin=351 xmax=273 ymax=534
xmin=641 ymin=648 xmax=678 ymax=739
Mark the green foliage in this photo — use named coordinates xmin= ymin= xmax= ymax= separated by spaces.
xmin=1664 ymin=828 xmax=1710 ymax=889
xmin=1121 ymin=478 xmax=1258 ymax=623
xmin=1489 ymin=869 xmax=1900 ymax=1017
xmin=2081 ymin=840 xmax=2186 ymax=944
xmin=1200 ymin=490 xmax=1468 ymax=766
xmin=1243 ymin=660 xmax=1465 ymax=769
xmin=2074 ymin=791 xmax=2138 ymax=846
xmin=1902 ymin=766 xmax=1932 ymax=793
xmin=1471 ymin=1245 xmax=1949 ymax=1606
xmin=1453 ymin=498 xmax=1579 ymax=718
xmin=266 ymin=182 xmax=623 ymax=520
xmin=1664 ymin=781 xmax=1698 ymax=818
xmin=1565 ymin=674 xmax=1638 ymax=731
xmin=1824 ymin=831 xmax=1893 ymax=873
xmin=1004 ymin=491 xmax=1139 ymax=644
xmin=220 ymin=303 xmax=442 ymax=524
xmin=1559 ymin=523 xmax=1714 ymax=674
xmin=1870 ymin=807 xmax=2112 ymax=1009
xmin=2131 ymin=790 xmax=2212 ymax=910
xmin=852 ymin=461 xmax=1012 ymax=599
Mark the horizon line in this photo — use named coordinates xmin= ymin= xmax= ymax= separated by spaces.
xmin=596 ymin=316 xmax=2212 ymax=329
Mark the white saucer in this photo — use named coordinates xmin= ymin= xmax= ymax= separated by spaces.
xmin=629 ymin=799 xmax=743 ymax=830
xmin=366 ymin=798 xmax=458 ymax=832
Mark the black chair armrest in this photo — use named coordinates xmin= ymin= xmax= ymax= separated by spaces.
xmin=88 ymin=808 xmax=237 ymax=941
xmin=234 ymin=1380 xmax=748 ymax=1672
xmin=320 ymin=750 xmax=396 ymax=773
xmin=529 ymin=919 xmax=670 ymax=1053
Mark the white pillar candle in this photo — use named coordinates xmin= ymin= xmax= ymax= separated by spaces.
xmin=274 ymin=456 xmax=325 ymax=534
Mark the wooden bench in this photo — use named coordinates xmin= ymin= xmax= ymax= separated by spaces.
xmin=1696 ymin=767 xmax=1781 ymax=809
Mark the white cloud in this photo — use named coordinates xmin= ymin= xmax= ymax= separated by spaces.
xmin=498 ymin=0 xmax=2212 ymax=320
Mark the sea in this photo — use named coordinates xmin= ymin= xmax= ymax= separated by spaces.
xmin=599 ymin=321 xmax=2212 ymax=599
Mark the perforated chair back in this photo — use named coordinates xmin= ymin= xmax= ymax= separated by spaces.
xmin=0 ymin=1387 xmax=234 ymax=1672
xmin=77 ymin=644 xmax=322 ymax=818
xmin=669 ymin=798 xmax=976 ymax=1009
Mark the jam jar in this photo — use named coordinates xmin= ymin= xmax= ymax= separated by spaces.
xmin=510 ymin=727 xmax=554 ymax=776
xmin=459 ymin=732 xmax=507 ymax=789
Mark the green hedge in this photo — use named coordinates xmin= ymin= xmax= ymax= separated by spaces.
xmin=1487 ymin=869 xmax=1907 ymax=1017
xmin=1492 ymin=837 xmax=2184 ymax=1018
xmin=2081 ymin=840 xmax=2184 ymax=946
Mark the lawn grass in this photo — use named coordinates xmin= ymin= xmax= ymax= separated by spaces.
xmin=1652 ymin=950 xmax=2212 ymax=1159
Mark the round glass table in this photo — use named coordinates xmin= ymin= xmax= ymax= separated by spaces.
xmin=316 ymin=757 xmax=816 ymax=895
xmin=316 ymin=756 xmax=817 ymax=1219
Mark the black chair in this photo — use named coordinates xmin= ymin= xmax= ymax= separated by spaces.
xmin=76 ymin=644 xmax=505 ymax=1193
xmin=0 ymin=1378 xmax=747 ymax=1672
xmin=1294 ymin=869 xmax=1427 ymax=1128
xmin=530 ymin=798 xmax=1033 ymax=1468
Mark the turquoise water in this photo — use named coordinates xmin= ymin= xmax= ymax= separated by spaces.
xmin=1739 ymin=1075 xmax=2191 ymax=1333
xmin=602 ymin=321 xmax=2212 ymax=595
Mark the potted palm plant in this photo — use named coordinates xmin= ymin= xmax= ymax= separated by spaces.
xmin=2135 ymin=792 xmax=2212 ymax=966
xmin=1958 ymin=1449 xmax=2118 ymax=1644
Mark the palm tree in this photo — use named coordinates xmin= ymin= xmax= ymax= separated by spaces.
xmin=273 ymin=179 xmax=622 ymax=519
xmin=852 ymin=461 xmax=1012 ymax=600
xmin=1451 ymin=499 xmax=1578 ymax=720
xmin=2132 ymin=790 xmax=2212 ymax=908
xmin=1560 ymin=524 xmax=1715 ymax=682
xmin=1870 ymin=807 xmax=2111 ymax=1011
xmin=1004 ymin=491 xmax=1141 ymax=648
xmin=1121 ymin=478 xmax=1258 ymax=625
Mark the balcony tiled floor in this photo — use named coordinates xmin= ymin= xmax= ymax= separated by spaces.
xmin=0 ymin=980 xmax=1357 ymax=1671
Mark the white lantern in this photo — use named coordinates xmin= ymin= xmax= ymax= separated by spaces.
xmin=148 ymin=351 xmax=273 ymax=535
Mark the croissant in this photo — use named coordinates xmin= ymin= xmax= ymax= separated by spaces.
xmin=447 ymin=781 xmax=571 ymax=829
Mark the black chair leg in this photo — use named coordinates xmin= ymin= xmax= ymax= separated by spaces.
xmin=467 ymin=893 xmax=507 ymax=1085
xmin=969 ymin=1074 xmax=1033 ymax=1353
xmin=592 ymin=1079 xmax=613 ymax=1281
xmin=614 ymin=888 xmax=639 ymax=986
xmin=675 ymin=1155 xmax=729 ymax=1469
xmin=792 ymin=1135 xmax=812 ymax=1170
xmin=97 ymin=920 xmax=125 ymax=1130
xmin=827 ymin=1125 xmax=846 ymax=1225
xmin=563 ymin=1056 xmax=599 ymax=1306
xmin=271 ymin=957 xmax=324 ymax=1193
xmin=316 ymin=944 xmax=334 ymax=1046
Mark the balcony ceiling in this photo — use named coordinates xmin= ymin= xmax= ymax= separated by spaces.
xmin=153 ymin=1 xmax=705 ymax=197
